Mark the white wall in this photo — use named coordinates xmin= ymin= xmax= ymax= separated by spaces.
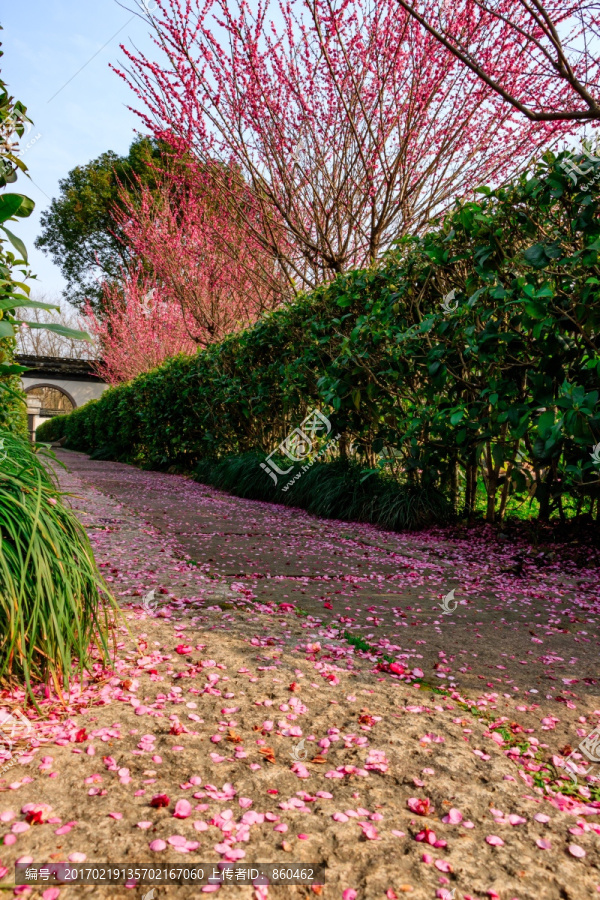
xmin=21 ymin=376 xmax=108 ymax=409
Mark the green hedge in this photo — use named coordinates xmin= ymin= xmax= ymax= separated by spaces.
xmin=38 ymin=150 xmax=600 ymax=524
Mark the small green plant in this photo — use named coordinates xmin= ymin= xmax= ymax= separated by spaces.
xmin=0 ymin=432 xmax=114 ymax=697
xmin=342 ymin=630 xmax=394 ymax=663
xmin=343 ymin=632 xmax=372 ymax=653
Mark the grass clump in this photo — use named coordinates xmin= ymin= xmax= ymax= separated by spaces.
xmin=194 ymin=453 xmax=452 ymax=531
xmin=0 ymin=431 xmax=114 ymax=697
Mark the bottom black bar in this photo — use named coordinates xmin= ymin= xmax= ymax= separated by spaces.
xmin=15 ymin=863 xmax=326 ymax=885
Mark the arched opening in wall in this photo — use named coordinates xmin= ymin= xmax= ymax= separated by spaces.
xmin=26 ymin=385 xmax=76 ymax=418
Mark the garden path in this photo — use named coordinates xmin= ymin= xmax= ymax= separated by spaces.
xmin=1 ymin=450 xmax=599 ymax=900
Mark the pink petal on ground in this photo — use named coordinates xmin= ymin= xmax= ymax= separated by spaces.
xmin=508 ymin=814 xmax=526 ymax=826
xmin=442 ymin=808 xmax=462 ymax=825
xmin=149 ymin=839 xmax=167 ymax=851
xmin=342 ymin=892 xmax=357 ymax=900
xmin=569 ymin=844 xmax=586 ymax=858
xmin=174 ymin=799 xmax=192 ymax=819
xmin=391 ymin=830 xmax=405 ymax=838
xmin=214 ymin=843 xmax=231 ymax=855
xmin=42 ymin=890 xmax=60 ymax=900
xmin=536 ymin=839 xmax=552 ymax=850
xmin=239 ymin=798 xmax=253 ymax=808
xmin=137 ymin=821 xmax=153 ymax=829
xmin=168 ymin=835 xmax=187 ymax=847
xmin=333 ymin=812 xmax=349 ymax=823
xmin=108 ymin=813 xmax=122 ymax=820
xmin=485 ymin=835 xmax=504 ymax=847
xmin=407 ymin=797 xmax=433 ymax=816
xmin=68 ymin=853 xmax=86 ymax=863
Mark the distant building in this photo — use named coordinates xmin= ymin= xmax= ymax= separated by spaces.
xmin=16 ymin=354 xmax=108 ymax=438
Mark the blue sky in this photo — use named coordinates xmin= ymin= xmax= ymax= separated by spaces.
xmin=2 ymin=0 xmax=155 ymax=299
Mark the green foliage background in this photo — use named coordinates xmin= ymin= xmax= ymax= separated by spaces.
xmin=39 ymin=152 xmax=600 ymax=525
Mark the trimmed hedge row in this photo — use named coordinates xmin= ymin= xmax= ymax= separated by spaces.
xmin=39 ymin=150 xmax=600 ymax=524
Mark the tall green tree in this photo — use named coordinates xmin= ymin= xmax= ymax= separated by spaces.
xmin=35 ymin=136 xmax=167 ymax=310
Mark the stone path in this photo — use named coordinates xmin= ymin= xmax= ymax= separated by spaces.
xmin=1 ymin=450 xmax=599 ymax=900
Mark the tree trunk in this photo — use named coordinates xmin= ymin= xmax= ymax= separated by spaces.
xmin=450 ymin=458 xmax=459 ymax=513
xmin=536 ymin=469 xmax=554 ymax=522
xmin=484 ymin=441 xmax=497 ymax=524
xmin=464 ymin=450 xmax=478 ymax=523
xmin=469 ymin=461 xmax=478 ymax=525
xmin=498 ymin=459 xmax=513 ymax=523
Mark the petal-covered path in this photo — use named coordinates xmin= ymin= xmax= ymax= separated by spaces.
xmin=2 ymin=450 xmax=600 ymax=900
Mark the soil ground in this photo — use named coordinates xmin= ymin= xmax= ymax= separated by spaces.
xmin=1 ymin=449 xmax=599 ymax=900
